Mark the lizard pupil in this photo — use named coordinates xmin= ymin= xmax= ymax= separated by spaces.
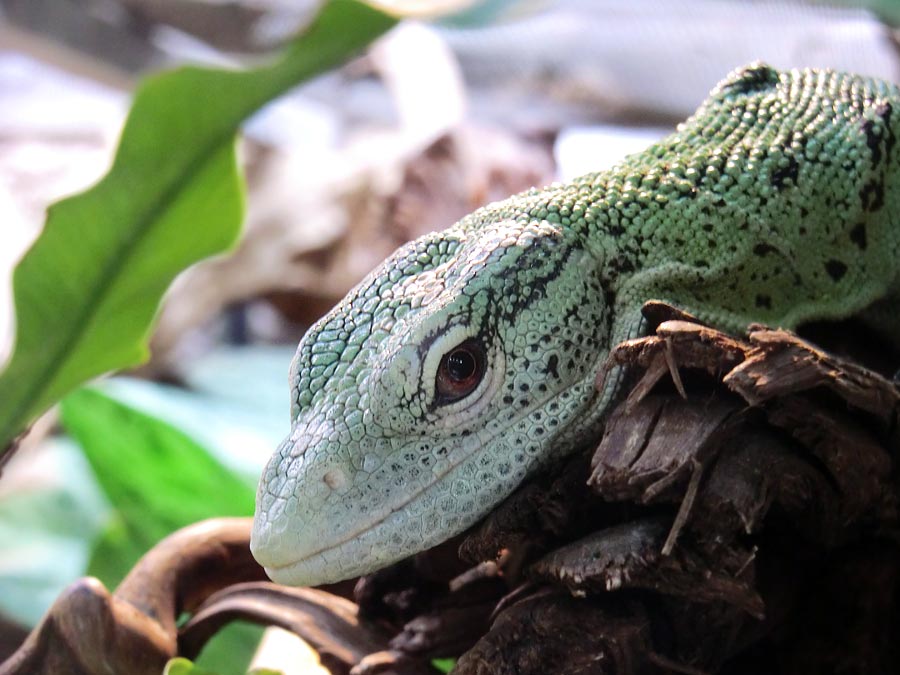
xmin=436 ymin=341 xmax=485 ymax=402
xmin=447 ymin=350 xmax=476 ymax=381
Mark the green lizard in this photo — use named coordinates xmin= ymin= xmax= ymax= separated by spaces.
xmin=251 ymin=63 xmax=899 ymax=586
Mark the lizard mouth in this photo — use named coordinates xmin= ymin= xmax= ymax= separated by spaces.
xmin=251 ymin=416 xmax=503 ymax=586
xmin=252 ymin=370 xmax=601 ymax=587
xmin=258 ymin=501 xmax=427 ymax=586
xmin=253 ymin=455 xmax=477 ymax=587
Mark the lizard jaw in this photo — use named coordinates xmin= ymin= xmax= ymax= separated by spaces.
xmin=250 ymin=437 xmax=499 ymax=587
xmin=254 ymin=495 xmax=452 ymax=587
xmin=251 ymin=368 xmax=605 ymax=587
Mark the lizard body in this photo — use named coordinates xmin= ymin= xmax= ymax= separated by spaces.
xmin=251 ymin=64 xmax=900 ymax=586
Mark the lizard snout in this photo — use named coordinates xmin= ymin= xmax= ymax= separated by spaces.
xmin=250 ymin=412 xmax=513 ymax=587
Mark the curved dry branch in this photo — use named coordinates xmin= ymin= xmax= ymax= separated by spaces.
xmin=0 ymin=518 xmax=265 ymax=675
xmin=179 ymin=582 xmax=387 ymax=672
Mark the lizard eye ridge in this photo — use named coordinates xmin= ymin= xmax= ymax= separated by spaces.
xmin=436 ymin=340 xmax=485 ymax=403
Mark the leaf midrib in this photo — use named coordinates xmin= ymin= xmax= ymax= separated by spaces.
xmin=2 ymin=131 xmax=239 ymax=441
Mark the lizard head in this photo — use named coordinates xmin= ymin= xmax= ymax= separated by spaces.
xmin=251 ymin=207 xmax=610 ymax=586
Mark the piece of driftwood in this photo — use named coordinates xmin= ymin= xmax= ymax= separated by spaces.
xmin=180 ymin=583 xmax=389 ymax=675
xmin=0 ymin=518 xmax=263 ymax=675
xmin=0 ymin=518 xmax=279 ymax=675
xmin=3 ymin=303 xmax=898 ymax=674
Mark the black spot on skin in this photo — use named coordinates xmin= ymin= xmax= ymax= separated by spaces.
xmin=860 ymin=180 xmax=885 ymax=212
xmin=825 ymin=259 xmax=848 ymax=282
xmin=545 ymin=355 xmax=559 ymax=379
xmin=753 ymin=243 xmax=778 ymax=256
xmin=756 ymin=294 xmax=772 ymax=309
xmin=702 ymin=223 xmax=713 ymax=232
xmin=850 ymin=223 xmax=868 ymax=250
xmin=721 ymin=62 xmax=779 ymax=96
xmin=881 ymin=102 xmax=896 ymax=161
xmin=800 ymin=207 xmax=808 ymax=218
xmin=862 ymin=102 xmax=893 ymax=168
xmin=771 ymin=154 xmax=799 ymax=190
xmin=611 ymin=257 xmax=635 ymax=274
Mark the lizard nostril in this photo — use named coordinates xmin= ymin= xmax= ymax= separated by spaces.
xmin=323 ymin=469 xmax=347 ymax=490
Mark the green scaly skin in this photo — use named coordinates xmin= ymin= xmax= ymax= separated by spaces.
xmin=251 ymin=63 xmax=900 ymax=586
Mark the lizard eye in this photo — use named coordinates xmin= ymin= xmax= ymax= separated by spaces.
xmin=436 ymin=340 xmax=486 ymax=403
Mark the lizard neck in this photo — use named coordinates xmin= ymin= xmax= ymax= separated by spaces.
xmin=523 ymin=170 xmax=664 ymax=301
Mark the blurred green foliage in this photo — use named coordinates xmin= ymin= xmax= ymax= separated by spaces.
xmin=0 ymin=0 xmax=396 ymax=457
xmin=61 ymin=388 xmax=264 ymax=674
xmin=60 ymin=388 xmax=256 ymax=586
xmin=165 ymin=657 xmax=221 ymax=675
xmin=0 ymin=1 xmax=397 ymax=672
xmin=433 ymin=658 xmax=456 ymax=672
xmin=165 ymin=656 xmax=284 ymax=675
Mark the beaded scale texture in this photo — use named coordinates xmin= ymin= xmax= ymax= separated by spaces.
xmin=252 ymin=63 xmax=900 ymax=586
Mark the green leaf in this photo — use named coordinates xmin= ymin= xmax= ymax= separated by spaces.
xmin=0 ymin=0 xmax=396 ymax=455
xmin=164 ymin=657 xmax=220 ymax=675
xmin=86 ymin=515 xmax=157 ymax=590
xmin=432 ymin=658 xmax=456 ymax=673
xmin=195 ymin=622 xmax=267 ymax=675
xmin=60 ymin=387 xmax=256 ymax=586
xmin=0 ymin=439 xmax=109 ymax=626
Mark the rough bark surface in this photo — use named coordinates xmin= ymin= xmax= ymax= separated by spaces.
xmin=2 ymin=303 xmax=898 ymax=674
